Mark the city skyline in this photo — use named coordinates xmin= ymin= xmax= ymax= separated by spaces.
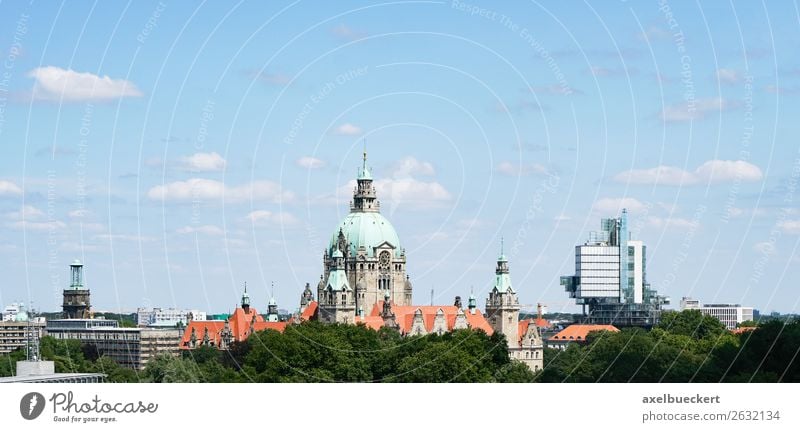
xmin=0 ymin=1 xmax=798 ymax=315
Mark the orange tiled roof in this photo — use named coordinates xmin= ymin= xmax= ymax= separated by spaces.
xmin=549 ymin=324 xmax=619 ymax=342
xmin=368 ymin=302 xmax=494 ymax=335
xmin=180 ymin=306 xmax=288 ymax=349
xmin=732 ymin=326 xmax=756 ymax=334
xmin=354 ymin=315 xmax=384 ymax=331
xmin=300 ymin=301 xmax=318 ymax=321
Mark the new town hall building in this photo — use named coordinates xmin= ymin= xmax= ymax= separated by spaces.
xmin=308 ymin=152 xmax=544 ymax=372
xmin=183 ymin=152 xmax=545 ymax=373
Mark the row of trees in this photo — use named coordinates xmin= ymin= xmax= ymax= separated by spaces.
xmin=0 ymin=322 xmax=535 ymax=383
xmin=538 ymin=310 xmax=800 ymax=382
xmin=2 ymin=310 xmax=797 ymax=382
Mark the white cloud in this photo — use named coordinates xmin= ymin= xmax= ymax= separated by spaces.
xmin=496 ymin=161 xmax=548 ymax=177
xmin=778 ymin=220 xmax=800 ymax=235
xmin=250 ymin=71 xmax=292 ymax=86
xmin=176 ymin=225 xmax=225 ymax=236
xmin=554 ymin=214 xmax=572 ymax=222
xmin=11 ymin=220 xmax=67 ymax=231
xmin=245 ymin=210 xmax=298 ymax=226
xmin=296 ymin=156 xmax=326 ymax=169
xmin=753 ymin=241 xmax=776 ymax=253
xmin=94 ymin=234 xmax=157 ymax=242
xmin=530 ymin=84 xmax=582 ymax=96
xmin=332 ymin=123 xmax=362 ymax=136
xmin=614 ymin=160 xmax=762 ymax=186
xmin=376 ymin=178 xmax=452 ymax=211
xmin=716 ymin=68 xmax=740 ymax=84
xmin=68 ymin=209 xmax=91 ymax=218
xmin=27 ymin=66 xmax=142 ymax=102
xmin=391 ymin=157 xmax=435 ymax=177
xmin=593 ymin=197 xmax=649 ymax=215
xmin=0 ymin=180 xmax=23 ymax=196
xmin=147 ymin=178 xmax=294 ymax=204
xmin=333 ymin=177 xmax=452 ymax=212
xmin=6 ymin=205 xmax=43 ymax=220
xmin=178 ymin=152 xmax=227 ymax=172
xmin=637 ymin=25 xmax=670 ymax=41
xmin=660 ymin=98 xmax=740 ymax=122
xmin=331 ymin=24 xmax=367 ymax=40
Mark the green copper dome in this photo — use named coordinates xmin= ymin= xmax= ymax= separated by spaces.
xmin=330 ymin=212 xmax=402 ymax=258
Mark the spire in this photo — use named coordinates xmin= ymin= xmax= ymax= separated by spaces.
xmin=241 ymin=282 xmax=250 ymax=311
xmin=498 ymin=237 xmax=508 ymax=262
xmin=357 ymin=139 xmax=372 ymax=180
xmin=468 ymin=290 xmax=477 ymax=314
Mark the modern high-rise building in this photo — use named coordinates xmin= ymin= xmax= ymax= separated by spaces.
xmin=561 ymin=209 xmax=669 ymax=326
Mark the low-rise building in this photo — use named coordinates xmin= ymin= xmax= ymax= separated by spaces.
xmin=0 ymin=321 xmax=45 ymax=354
xmin=136 ymin=307 xmax=207 ymax=327
xmin=45 ymin=319 xmax=142 ymax=369
xmin=547 ymin=324 xmax=619 ymax=350
xmin=139 ymin=328 xmax=184 ymax=365
xmin=699 ymin=304 xmax=754 ymax=330
xmin=679 ymin=297 xmax=754 ymax=330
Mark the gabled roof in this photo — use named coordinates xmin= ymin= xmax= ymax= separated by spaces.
xmin=354 ymin=315 xmax=384 ymax=331
xmin=368 ymin=302 xmax=494 ymax=335
xmin=180 ymin=306 xmax=288 ymax=349
xmin=549 ymin=324 xmax=619 ymax=342
xmin=300 ymin=301 xmax=318 ymax=321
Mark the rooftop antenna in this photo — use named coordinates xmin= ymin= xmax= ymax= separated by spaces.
xmin=430 ymin=287 xmax=434 ymax=306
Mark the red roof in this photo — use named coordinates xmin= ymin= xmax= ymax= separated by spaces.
xmin=732 ymin=326 xmax=756 ymax=334
xmin=354 ymin=315 xmax=384 ymax=331
xmin=367 ymin=302 xmax=493 ymax=335
xmin=549 ymin=324 xmax=619 ymax=342
xmin=300 ymin=301 xmax=318 ymax=321
xmin=180 ymin=306 xmax=288 ymax=349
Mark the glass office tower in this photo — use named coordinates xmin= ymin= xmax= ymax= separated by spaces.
xmin=561 ymin=209 xmax=669 ymax=326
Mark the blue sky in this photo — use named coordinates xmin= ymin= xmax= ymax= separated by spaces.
xmin=0 ymin=0 xmax=799 ymax=315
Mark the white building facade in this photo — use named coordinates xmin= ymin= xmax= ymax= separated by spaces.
xmin=136 ymin=307 xmax=207 ymax=327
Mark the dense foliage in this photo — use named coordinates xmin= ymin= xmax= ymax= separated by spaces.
xmin=0 ymin=322 xmax=534 ymax=383
xmin=538 ymin=310 xmax=800 ymax=382
xmin=3 ymin=311 xmax=798 ymax=382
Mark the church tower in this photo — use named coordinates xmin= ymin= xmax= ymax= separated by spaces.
xmin=318 ymin=248 xmax=356 ymax=324
xmin=485 ymin=239 xmax=520 ymax=345
xmin=62 ymin=260 xmax=91 ymax=319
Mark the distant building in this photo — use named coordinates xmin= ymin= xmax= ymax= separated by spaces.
xmin=679 ymin=297 xmax=754 ymax=330
xmin=701 ymin=304 xmax=754 ymax=330
xmin=547 ymin=324 xmax=620 ymax=350
xmin=62 ymin=260 xmax=91 ymax=319
xmin=45 ymin=319 xmax=142 ymax=369
xmin=679 ymin=297 xmax=700 ymax=310
xmin=180 ymin=286 xmax=288 ymax=350
xmin=0 ymin=305 xmax=44 ymax=354
xmin=139 ymin=328 xmax=184 ymax=365
xmin=0 ymin=312 xmax=104 ymax=383
xmin=136 ymin=307 xmax=207 ymax=327
xmin=3 ymin=303 xmax=23 ymax=321
xmin=561 ymin=209 xmax=669 ymax=327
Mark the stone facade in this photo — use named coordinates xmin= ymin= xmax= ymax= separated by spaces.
xmin=305 ymin=156 xmax=545 ymax=374
xmin=319 ymin=151 xmax=412 ymax=317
